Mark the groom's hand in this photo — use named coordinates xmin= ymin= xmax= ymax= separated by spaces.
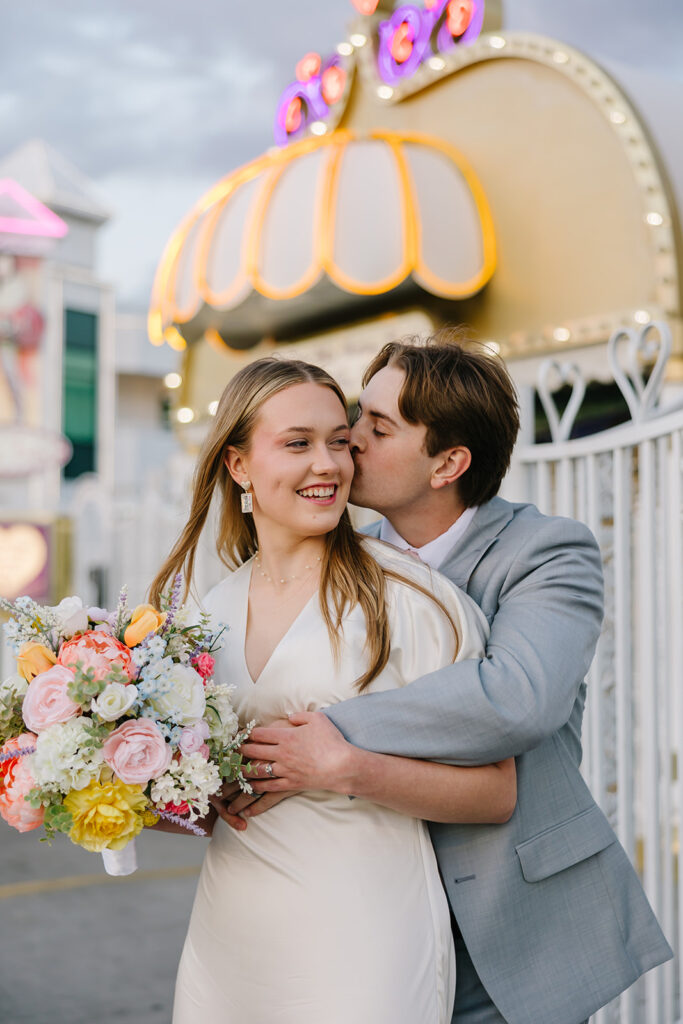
xmin=239 ymin=711 xmax=356 ymax=794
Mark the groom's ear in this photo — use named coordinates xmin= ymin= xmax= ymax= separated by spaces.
xmin=224 ymin=446 xmax=247 ymax=485
xmin=430 ymin=446 xmax=471 ymax=490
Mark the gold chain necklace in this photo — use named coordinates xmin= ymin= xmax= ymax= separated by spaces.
xmin=254 ymin=554 xmax=322 ymax=585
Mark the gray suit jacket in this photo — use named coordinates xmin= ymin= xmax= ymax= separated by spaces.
xmin=325 ymin=497 xmax=672 ymax=1024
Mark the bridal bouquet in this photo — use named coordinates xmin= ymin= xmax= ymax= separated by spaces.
xmin=0 ymin=579 xmax=250 ymax=873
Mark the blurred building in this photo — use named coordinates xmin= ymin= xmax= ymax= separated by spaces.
xmin=0 ymin=140 xmax=179 ymax=609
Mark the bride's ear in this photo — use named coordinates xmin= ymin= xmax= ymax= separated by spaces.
xmin=224 ymin=446 xmax=248 ymax=486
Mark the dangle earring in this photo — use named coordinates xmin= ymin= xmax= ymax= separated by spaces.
xmin=240 ymin=480 xmax=253 ymax=514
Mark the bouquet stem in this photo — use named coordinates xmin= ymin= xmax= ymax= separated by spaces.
xmin=101 ymin=839 xmax=138 ymax=876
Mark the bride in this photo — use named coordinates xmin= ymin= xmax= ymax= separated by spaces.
xmin=150 ymin=358 xmax=516 ymax=1024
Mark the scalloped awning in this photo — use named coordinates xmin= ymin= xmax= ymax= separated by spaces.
xmin=148 ymin=129 xmax=495 ymax=348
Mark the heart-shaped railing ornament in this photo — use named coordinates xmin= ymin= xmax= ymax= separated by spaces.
xmin=537 ymin=359 xmax=587 ymax=443
xmin=607 ymin=320 xmax=671 ymax=424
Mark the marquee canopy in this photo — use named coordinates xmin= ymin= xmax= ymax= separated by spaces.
xmin=148 ymin=129 xmax=495 ymax=348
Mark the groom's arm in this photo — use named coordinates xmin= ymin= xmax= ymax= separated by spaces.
xmin=324 ymin=516 xmax=604 ymax=766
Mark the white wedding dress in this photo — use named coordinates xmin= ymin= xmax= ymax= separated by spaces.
xmin=173 ymin=539 xmax=488 ymax=1024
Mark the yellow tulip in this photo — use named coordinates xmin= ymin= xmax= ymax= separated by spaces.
xmin=64 ymin=777 xmax=147 ymax=852
xmin=17 ymin=642 xmax=58 ymax=682
xmin=123 ymin=604 xmax=166 ymax=648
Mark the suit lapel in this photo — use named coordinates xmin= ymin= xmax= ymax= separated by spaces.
xmin=437 ymin=497 xmax=515 ymax=587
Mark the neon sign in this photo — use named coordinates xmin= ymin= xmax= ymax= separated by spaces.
xmin=0 ymin=179 xmax=68 ymax=238
xmin=274 ymin=1 xmax=484 ymax=145
xmin=274 ymin=52 xmax=350 ymax=147
xmin=377 ymin=0 xmax=484 ymax=85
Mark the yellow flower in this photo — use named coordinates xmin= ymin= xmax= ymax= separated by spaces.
xmin=64 ymin=778 xmax=148 ymax=852
xmin=142 ymin=809 xmax=160 ymax=827
xmin=17 ymin=642 xmax=57 ymax=682
xmin=124 ymin=604 xmax=166 ymax=648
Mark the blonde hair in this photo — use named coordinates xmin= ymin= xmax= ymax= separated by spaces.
xmin=150 ymin=357 xmax=458 ymax=690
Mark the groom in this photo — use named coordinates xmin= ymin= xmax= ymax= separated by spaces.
xmin=216 ymin=334 xmax=672 ymax=1024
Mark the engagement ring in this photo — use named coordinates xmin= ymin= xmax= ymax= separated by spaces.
xmin=263 ymin=763 xmax=274 ymax=777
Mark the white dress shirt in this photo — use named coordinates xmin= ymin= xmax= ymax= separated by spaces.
xmin=379 ymin=506 xmax=478 ymax=570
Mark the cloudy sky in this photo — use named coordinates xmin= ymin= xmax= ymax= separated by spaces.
xmin=3 ymin=0 xmax=682 ymax=310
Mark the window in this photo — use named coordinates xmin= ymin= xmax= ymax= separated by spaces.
xmin=63 ymin=309 xmax=98 ymax=478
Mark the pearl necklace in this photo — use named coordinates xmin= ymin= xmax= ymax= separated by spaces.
xmin=254 ymin=554 xmax=322 ymax=585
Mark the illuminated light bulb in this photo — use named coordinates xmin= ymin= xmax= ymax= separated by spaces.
xmin=310 ymin=121 xmax=327 ymax=135
xmin=377 ymin=84 xmax=394 ymax=99
xmin=428 ymin=56 xmax=446 ymax=70
xmin=321 ymin=64 xmax=347 ymax=105
xmin=337 ymin=41 xmax=354 ymax=56
xmin=609 ymin=110 xmax=627 ymax=124
xmin=646 ymin=212 xmax=664 ymax=226
xmin=552 ymin=50 xmax=569 ymax=64
xmin=163 ymin=372 xmax=182 ymax=389
xmin=208 ymin=400 xmax=219 ymax=416
xmin=349 ymin=33 xmax=367 ymax=47
xmin=634 ymin=310 xmax=650 ymax=324
xmin=295 ymin=52 xmax=322 ymax=83
xmin=489 ymin=36 xmax=506 ymax=49
xmin=553 ymin=327 xmax=571 ymax=342
xmin=177 ymin=407 xmax=194 ymax=424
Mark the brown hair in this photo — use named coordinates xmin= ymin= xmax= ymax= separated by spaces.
xmin=362 ymin=327 xmax=520 ymax=507
xmin=150 ymin=357 xmax=458 ymax=690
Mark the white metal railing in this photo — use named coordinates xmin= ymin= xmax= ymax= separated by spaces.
xmin=504 ymin=321 xmax=682 ymax=1024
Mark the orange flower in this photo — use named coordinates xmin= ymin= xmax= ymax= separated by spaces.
xmin=59 ymin=631 xmax=135 ymax=682
xmin=17 ymin=642 xmax=57 ymax=682
xmin=124 ymin=605 xmax=166 ymax=648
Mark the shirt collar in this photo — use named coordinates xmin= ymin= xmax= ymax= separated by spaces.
xmin=379 ymin=506 xmax=478 ymax=569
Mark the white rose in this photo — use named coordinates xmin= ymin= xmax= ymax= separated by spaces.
xmin=91 ymin=683 xmax=138 ymax=722
xmin=51 ymin=596 xmax=89 ymax=639
xmin=1 ymin=672 xmax=28 ymax=699
xmin=149 ymin=664 xmax=205 ymax=725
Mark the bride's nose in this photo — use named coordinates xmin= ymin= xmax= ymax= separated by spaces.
xmin=311 ymin=445 xmax=340 ymax=475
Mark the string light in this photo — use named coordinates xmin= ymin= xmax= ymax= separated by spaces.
xmin=310 ymin=121 xmax=327 ymax=135
xmin=634 ymin=310 xmax=650 ymax=324
xmin=208 ymin=400 xmax=219 ymax=415
xmin=489 ymin=36 xmax=506 ymax=49
xmin=337 ymin=42 xmax=353 ymax=56
xmin=552 ymin=51 xmax=569 ymax=64
xmin=646 ymin=212 xmax=664 ymax=226
xmin=428 ymin=56 xmax=446 ymax=70
xmin=377 ymin=84 xmax=394 ymax=99
xmin=349 ymin=33 xmax=367 ymax=47
xmin=553 ymin=327 xmax=571 ymax=342
xmin=609 ymin=110 xmax=626 ymax=124
xmin=177 ymin=407 xmax=194 ymax=424
xmin=163 ymin=372 xmax=182 ymax=389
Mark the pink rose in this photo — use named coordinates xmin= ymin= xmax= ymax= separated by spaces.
xmin=102 ymin=718 xmax=172 ymax=785
xmin=192 ymin=653 xmax=215 ymax=682
xmin=179 ymin=720 xmax=211 ymax=758
xmin=59 ymin=630 xmax=135 ymax=683
xmin=22 ymin=665 xmax=81 ymax=733
xmin=0 ymin=734 xmax=44 ymax=833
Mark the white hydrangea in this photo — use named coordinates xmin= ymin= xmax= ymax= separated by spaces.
xmin=150 ymin=752 xmax=221 ymax=819
xmin=204 ymin=682 xmax=239 ymax=744
xmin=32 ymin=718 xmax=104 ymax=793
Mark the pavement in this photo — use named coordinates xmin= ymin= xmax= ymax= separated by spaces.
xmin=0 ymin=824 xmax=207 ymax=1024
